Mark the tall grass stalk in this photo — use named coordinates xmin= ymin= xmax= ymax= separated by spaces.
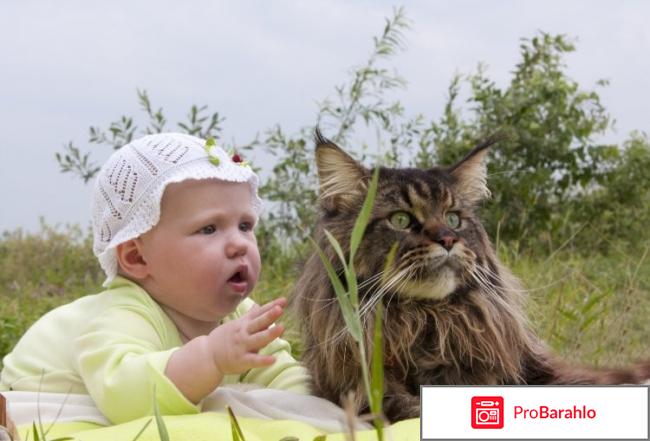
xmin=311 ymin=168 xmax=388 ymax=439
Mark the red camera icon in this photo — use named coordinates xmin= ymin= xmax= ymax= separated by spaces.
xmin=471 ymin=396 xmax=504 ymax=429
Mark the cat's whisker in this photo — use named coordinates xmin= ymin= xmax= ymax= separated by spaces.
xmin=359 ymin=271 xmax=385 ymax=288
xmin=472 ymin=265 xmax=516 ymax=295
xmin=360 ymin=265 xmax=411 ymax=318
xmin=308 ymin=296 xmax=342 ymax=317
xmin=385 ymin=266 xmax=414 ymax=312
xmin=371 ymin=264 xmax=415 ymax=310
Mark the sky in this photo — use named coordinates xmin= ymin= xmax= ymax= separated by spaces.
xmin=1 ymin=1 xmax=649 ymax=233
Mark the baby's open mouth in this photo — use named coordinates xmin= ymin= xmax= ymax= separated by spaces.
xmin=227 ymin=266 xmax=249 ymax=294
xmin=228 ymin=272 xmax=245 ymax=283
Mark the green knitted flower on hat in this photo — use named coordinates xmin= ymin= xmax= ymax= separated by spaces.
xmin=204 ymin=137 xmax=220 ymax=166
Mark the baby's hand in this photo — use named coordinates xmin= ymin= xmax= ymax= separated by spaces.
xmin=208 ymin=297 xmax=287 ymax=376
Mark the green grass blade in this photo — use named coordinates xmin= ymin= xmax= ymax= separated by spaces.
xmin=152 ymin=387 xmax=170 ymax=441
xmin=346 ymin=267 xmax=359 ymax=309
xmin=381 ymin=243 xmax=399 ymax=284
xmin=370 ymin=302 xmax=385 ymax=441
xmin=227 ymin=406 xmax=247 ymax=441
xmin=324 ymin=229 xmax=346 ymax=268
xmin=130 ymin=418 xmax=153 ymax=441
xmin=324 ymin=228 xmax=361 ymax=309
xmin=370 ymin=301 xmax=384 ymax=414
xmin=349 ymin=167 xmax=380 ymax=263
xmin=32 ymin=423 xmax=41 ymax=441
xmin=310 ymin=237 xmax=362 ymax=341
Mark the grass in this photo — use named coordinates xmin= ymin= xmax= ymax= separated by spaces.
xmin=0 ymin=222 xmax=104 ymax=366
xmin=1 ymin=222 xmax=648 ymax=370
xmin=502 ymin=243 xmax=650 ymax=367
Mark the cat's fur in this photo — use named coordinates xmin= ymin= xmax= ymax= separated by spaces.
xmin=292 ymin=132 xmax=650 ymax=422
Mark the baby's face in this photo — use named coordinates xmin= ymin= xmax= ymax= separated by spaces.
xmin=137 ymin=179 xmax=261 ymax=325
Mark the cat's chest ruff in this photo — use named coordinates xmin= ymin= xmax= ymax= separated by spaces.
xmin=401 ymin=268 xmax=458 ymax=299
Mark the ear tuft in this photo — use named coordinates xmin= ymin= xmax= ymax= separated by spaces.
xmin=447 ymin=137 xmax=498 ymax=204
xmin=314 ymin=130 xmax=367 ymax=210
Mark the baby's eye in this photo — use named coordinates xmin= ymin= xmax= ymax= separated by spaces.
xmin=239 ymin=221 xmax=254 ymax=232
xmin=199 ymin=224 xmax=217 ymax=235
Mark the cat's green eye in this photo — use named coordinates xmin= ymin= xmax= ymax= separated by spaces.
xmin=390 ymin=211 xmax=412 ymax=229
xmin=446 ymin=212 xmax=461 ymax=229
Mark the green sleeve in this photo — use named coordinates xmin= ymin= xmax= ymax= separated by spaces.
xmin=73 ymin=305 xmax=199 ymax=424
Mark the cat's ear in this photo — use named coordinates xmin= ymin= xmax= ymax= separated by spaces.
xmin=447 ymin=138 xmax=498 ymax=204
xmin=315 ymin=129 xmax=368 ymax=210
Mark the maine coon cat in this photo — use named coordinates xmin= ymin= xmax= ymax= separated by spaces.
xmin=292 ymin=132 xmax=650 ymax=422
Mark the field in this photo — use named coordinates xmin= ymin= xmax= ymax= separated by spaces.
xmin=1 ymin=222 xmax=647 ymax=369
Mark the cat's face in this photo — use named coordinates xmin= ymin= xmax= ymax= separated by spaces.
xmin=316 ymin=136 xmax=495 ymax=300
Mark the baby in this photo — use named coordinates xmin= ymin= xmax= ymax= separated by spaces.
xmin=0 ymin=133 xmax=309 ymax=424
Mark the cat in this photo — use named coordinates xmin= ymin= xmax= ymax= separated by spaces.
xmin=292 ymin=131 xmax=650 ymax=422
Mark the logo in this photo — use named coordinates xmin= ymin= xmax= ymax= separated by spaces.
xmin=471 ymin=396 xmax=504 ymax=429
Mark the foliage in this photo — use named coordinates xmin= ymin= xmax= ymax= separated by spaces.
xmin=384 ymin=33 xmax=641 ymax=250
xmin=570 ymin=131 xmax=650 ymax=252
xmin=55 ymin=89 xmax=226 ymax=183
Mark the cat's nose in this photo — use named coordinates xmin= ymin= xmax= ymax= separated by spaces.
xmin=427 ymin=226 xmax=458 ymax=251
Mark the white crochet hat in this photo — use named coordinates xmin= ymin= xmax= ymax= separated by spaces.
xmin=91 ymin=132 xmax=261 ymax=284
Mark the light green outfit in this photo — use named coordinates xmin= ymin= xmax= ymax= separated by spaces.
xmin=0 ymin=277 xmax=308 ymax=424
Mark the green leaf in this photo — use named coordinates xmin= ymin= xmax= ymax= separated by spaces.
xmin=323 ymin=230 xmax=359 ymax=309
xmin=581 ymin=293 xmax=607 ymax=314
xmin=228 ymin=406 xmax=247 ymax=441
xmin=310 ymin=237 xmax=362 ymax=342
xmin=32 ymin=423 xmax=41 ymax=441
xmin=152 ymin=387 xmax=170 ymax=441
xmin=381 ymin=242 xmax=399 ymax=285
xmin=323 ymin=230 xmax=346 ymax=269
xmin=345 ymin=266 xmax=359 ymax=310
xmin=349 ymin=167 xmax=380 ymax=263
xmin=130 ymin=419 xmax=153 ymax=441
xmin=370 ymin=302 xmax=385 ymax=441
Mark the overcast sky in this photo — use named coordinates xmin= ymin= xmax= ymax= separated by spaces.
xmin=1 ymin=1 xmax=649 ymax=233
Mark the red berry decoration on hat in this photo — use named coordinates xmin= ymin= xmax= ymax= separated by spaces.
xmin=228 ymin=148 xmax=251 ymax=168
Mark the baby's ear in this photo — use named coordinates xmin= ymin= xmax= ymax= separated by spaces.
xmin=315 ymin=130 xmax=368 ymax=211
xmin=115 ymin=239 xmax=148 ymax=280
xmin=446 ymin=138 xmax=498 ymax=205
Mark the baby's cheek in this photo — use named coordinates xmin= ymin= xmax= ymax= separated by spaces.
xmin=249 ymin=246 xmax=262 ymax=283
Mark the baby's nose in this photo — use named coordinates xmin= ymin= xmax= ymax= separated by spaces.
xmin=225 ymin=233 xmax=248 ymax=258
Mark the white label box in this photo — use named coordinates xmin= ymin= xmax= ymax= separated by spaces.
xmin=421 ymin=386 xmax=648 ymax=439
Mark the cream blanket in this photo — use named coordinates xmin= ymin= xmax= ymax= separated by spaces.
xmin=3 ymin=386 xmax=371 ymax=434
